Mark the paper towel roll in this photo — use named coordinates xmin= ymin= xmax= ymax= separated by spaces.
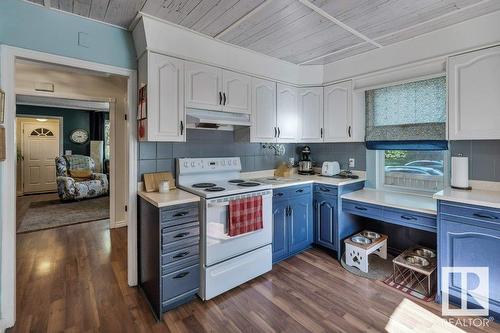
xmin=451 ymin=156 xmax=469 ymax=189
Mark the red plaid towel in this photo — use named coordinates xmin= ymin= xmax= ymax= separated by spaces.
xmin=228 ymin=196 xmax=263 ymax=237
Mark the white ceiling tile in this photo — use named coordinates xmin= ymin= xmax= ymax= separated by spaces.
xmin=73 ymin=0 xmax=91 ymax=16
xmin=89 ymin=0 xmax=110 ymax=21
xmin=104 ymin=0 xmax=146 ymax=27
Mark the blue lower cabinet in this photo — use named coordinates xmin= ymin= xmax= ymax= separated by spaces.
xmin=314 ymin=193 xmax=337 ymax=250
xmin=438 ymin=201 xmax=500 ymax=319
xmin=272 ymin=200 xmax=289 ymax=262
xmin=272 ymin=186 xmax=313 ymax=264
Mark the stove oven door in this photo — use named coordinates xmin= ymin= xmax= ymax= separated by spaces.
xmin=202 ymin=190 xmax=272 ymax=267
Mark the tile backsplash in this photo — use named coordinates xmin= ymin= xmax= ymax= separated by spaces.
xmin=137 ymin=129 xmax=367 ymax=181
xmin=450 ymin=140 xmax=500 ymax=182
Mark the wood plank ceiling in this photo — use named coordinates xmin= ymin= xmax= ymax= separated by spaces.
xmin=28 ymin=0 xmax=500 ymax=65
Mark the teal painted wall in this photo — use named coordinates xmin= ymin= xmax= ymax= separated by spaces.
xmin=0 ymin=0 xmax=136 ymax=69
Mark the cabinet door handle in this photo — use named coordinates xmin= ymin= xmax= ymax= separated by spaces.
xmin=173 ymin=211 xmax=189 ymax=217
xmin=277 ymin=127 xmax=281 ymax=138
xmin=320 ymin=187 xmax=330 ymax=192
xmin=173 ymin=251 xmax=190 ymax=259
xmin=354 ymin=206 xmax=367 ymax=211
xmin=348 ymin=125 xmax=352 ymax=138
xmin=320 ymin=128 xmax=323 ymax=138
xmin=274 ymin=127 xmax=277 ymax=138
xmin=174 ymin=232 xmax=190 ymax=238
xmin=296 ymin=189 xmax=304 ymax=193
xmin=401 ymin=215 xmax=417 ymax=221
xmin=173 ymin=272 xmax=190 ymax=279
xmin=473 ymin=213 xmax=498 ymax=220
xmin=180 ymin=121 xmax=184 ymax=135
xmin=275 ymin=192 xmax=283 ymax=197
xmin=223 ymin=92 xmax=227 ymax=105
xmin=219 ymin=92 xmax=222 ymax=105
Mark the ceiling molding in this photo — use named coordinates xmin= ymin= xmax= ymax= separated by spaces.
xmin=214 ymin=0 xmax=273 ymax=39
xmin=299 ymin=41 xmax=368 ymax=65
xmin=296 ymin=0 xmax=382 ymax=48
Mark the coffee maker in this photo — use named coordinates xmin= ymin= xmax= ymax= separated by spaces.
xmin=298 ymin=146 xmax=314 ymax=175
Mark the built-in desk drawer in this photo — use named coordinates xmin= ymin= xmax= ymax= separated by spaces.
xmin=314 ymin=184 xmax=338 ymax=196
xmin=160 ymin=204 xmax=198 ymax=227
xmin=343 ymin=200 xmax=383 ymax=219
xmin=441 ymin=202 xmax=500 ymax=228
xmin=162 ymin=222 xmax=199 ymax=245
xmin=383 ymin=208 xmax=436 ymax=230
xmin=161 ymin=243 xmax=199 ymax=266
xmin=162 ymin=263 xmax=199 ymax=301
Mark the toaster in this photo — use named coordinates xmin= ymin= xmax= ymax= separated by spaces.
xmin=321 ymin=161 xmax=340 ymax=176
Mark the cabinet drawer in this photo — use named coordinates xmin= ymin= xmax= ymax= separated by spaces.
xmin=160 ymin=204 xmax=199 ymax=226
xmin=161 ymin=256 xmax=199 ymax=275
xmin=162 ymin=264 xmax=199 ymax=301
xmin=313 ymin=184 xmax=338 ymax=196
xmin=441 ymin=202 xmax=500 ymax=227
xmin=273 ymin=185 xmax=311 ymax=200
xmin=383 ymin=208 xmax=436 ymax=229
xmin=161 ymin=244 xmax=199 ymax=266
xmin=162 ymin=236 xmax=199 ymax=254
xmin=343 ymin=200 xmax=383 ymax=218
xmin=162 ymin=222 xmax=199 ymax=245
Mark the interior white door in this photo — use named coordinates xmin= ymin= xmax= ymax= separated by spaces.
xmin=185 ymin=61 xmax=222 ymax=111
xmin=298 ymin=87 xmax=323 ymax=142
xmin=449 ymin=46 xmax=500 ymax=140
xmin=323 ymin=81 xmax=352 ymax=142
xmin=276 ymin=83 xmax=298 ymax=143
xmin=222 ymin=70 xmax=251 ymax=114
xmin=149 ymin=53 xmax=185 ymax=142
xmin=22 ymin=121 xmax=60 ymax=194
xmin=251 ymin=78 xmax=277 ymax=143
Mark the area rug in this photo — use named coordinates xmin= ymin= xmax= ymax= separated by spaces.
xmin=18 ymin=196 xmax=109 ymax=233
xmin=383 ymin=274 xmax=435 ymax=302
xmin=341 ymin=253 xmax=394 ymax=280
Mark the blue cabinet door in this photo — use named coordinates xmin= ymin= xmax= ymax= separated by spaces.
xmin=272 ymin=200 xmax=288 ymax=263
xmin=440 ymin=217 xmax=500 ymax=317
xmin=314 ymin=193 xmax=337 ymax=250
xmin=288 ymin=196 xmax=313 ymax=254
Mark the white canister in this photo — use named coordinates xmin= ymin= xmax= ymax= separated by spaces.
xmin=159 ymin=180 xmax=170 ymax=193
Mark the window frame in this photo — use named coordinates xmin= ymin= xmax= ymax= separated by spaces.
xmin=375 ymin=150 xmax=449 ymax=196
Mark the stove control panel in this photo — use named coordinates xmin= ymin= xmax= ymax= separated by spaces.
xmin=177 ymin=157 xmax=241 ymax=174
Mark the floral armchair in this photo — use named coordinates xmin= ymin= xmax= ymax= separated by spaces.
xmin=55 ymin=155 xmax=109 ymax=201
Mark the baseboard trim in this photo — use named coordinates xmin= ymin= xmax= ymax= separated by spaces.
xmin=111 ymin=219 xmax=127 ymax=229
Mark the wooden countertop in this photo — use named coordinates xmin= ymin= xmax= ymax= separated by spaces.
xmin=138 ymin=188 xmax=200 ymax=208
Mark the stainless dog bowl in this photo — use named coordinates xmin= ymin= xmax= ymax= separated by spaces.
xmin=404 ymin=255 xmax=430 ymax=267
xmin=361 ymin=231 xmax=380 ymax=240
xmin=351 ymin=236 xmax=372 ymax=244
xmin=413 ymin=248 xmax=436 ymax=259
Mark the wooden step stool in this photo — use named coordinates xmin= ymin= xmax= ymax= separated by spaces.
xmin=344 ymin=231 xmax=388 ymax=273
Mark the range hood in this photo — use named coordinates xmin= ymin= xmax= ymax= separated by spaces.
xmin=186 ymin=109 xmax=251 ymax=128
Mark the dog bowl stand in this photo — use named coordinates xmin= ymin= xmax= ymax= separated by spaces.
xmin=344 ymin=232 xmax=388 ymax=273
xmin=392 ymin=248 xmax=437 ymax=296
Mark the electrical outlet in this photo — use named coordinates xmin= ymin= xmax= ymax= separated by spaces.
xmin=349 ymin=158 xmax=355 ymax=168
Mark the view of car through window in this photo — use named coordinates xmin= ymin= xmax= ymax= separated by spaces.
xmin=384 ymin=150 xmax=445 ymax=191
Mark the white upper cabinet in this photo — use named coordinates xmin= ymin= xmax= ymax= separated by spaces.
xmin=323 ymin=81 xmax=353 ymax=142
xmin=140 ymin=52 xmax=185 ymax=142
xmin=185 ymin=61 xmax=222 ymax=111
xmin=298 ymin=87 xmax=323 ymax=142
xmin=222 ymin=70 xmax=251 ymax=114
xmin=251 ymin=78 xmax=277 ymax=142
xmin=276 ymin=84 xmax=298 ymax=143
xmin=449 ymin=46 xmax=500 ymax=140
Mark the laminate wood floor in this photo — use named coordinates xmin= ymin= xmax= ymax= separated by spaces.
xmin=10 ymin=219 xmax=500 ymax=333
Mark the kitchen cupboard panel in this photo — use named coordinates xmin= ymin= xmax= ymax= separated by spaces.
xmin=251 ymin=78 xmax=277 ymax=142
xmin=185 ymin=62 xmax=222 ymax=111
xmin=298 ymin=87 xmax=323 ymax=142
xmin=276 ymin=83 xmax=299 ymax=143
xmin=449 ymin=46 xmax=500 ymax=140
xmin=324 ymin=81 xmax=352 ymax=142
xmin=222 ymin=70 xmax=251 ymax=114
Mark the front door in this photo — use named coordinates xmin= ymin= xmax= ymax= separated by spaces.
xmin=22 ymin=120 xmax=60 ymax=194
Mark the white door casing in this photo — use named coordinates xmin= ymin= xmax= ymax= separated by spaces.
xmin=298 ymin=87 xmax=323 ymax=142
xmin=448 ymin=45 xmax=500 ymax=140
xmin=222 ymin=69 xmax=251 ymax=114
xmin=276 ymin=83 xmax=298 ymax=143
xmin=324 ymin=81 xmax=352 ymax=142
xmin=185 ymin=61 xmax=222 ymax=111
xmin=22 ymin=121 xmax=59 ymax=194
xmin=251 ymin=78 xmax=277 ymax=143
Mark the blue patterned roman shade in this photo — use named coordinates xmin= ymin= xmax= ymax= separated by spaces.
xmin=365 ymin=76 xmax=447 ymax=150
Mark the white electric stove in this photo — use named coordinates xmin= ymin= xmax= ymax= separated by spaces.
xmin=176 ymin=157 xmax=272 ymax=300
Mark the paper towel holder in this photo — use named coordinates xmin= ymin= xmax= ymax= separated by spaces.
xmin=451 ymin=153 xmax=472 ymax=191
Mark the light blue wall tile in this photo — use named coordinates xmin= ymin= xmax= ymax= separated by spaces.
xmin=139 ymin=142 xmax=157 ymax=160
xmin=157 ymin=143 xmax=173 ymax=159
xmin=138 ymin=160 xmax=156 ymax=181
xmin=156 ymin=159 xmax=174 ymax=173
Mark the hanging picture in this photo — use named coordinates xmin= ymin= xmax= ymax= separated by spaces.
xmin=0 ymin=89 xmax=5 ymax=124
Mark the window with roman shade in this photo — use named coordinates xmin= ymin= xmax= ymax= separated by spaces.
xmin=365 ymin=76 xmax=447 ymax=150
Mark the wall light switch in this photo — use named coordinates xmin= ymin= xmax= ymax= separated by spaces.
xmin=349 ymin=158 xmax=355 ymax=168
